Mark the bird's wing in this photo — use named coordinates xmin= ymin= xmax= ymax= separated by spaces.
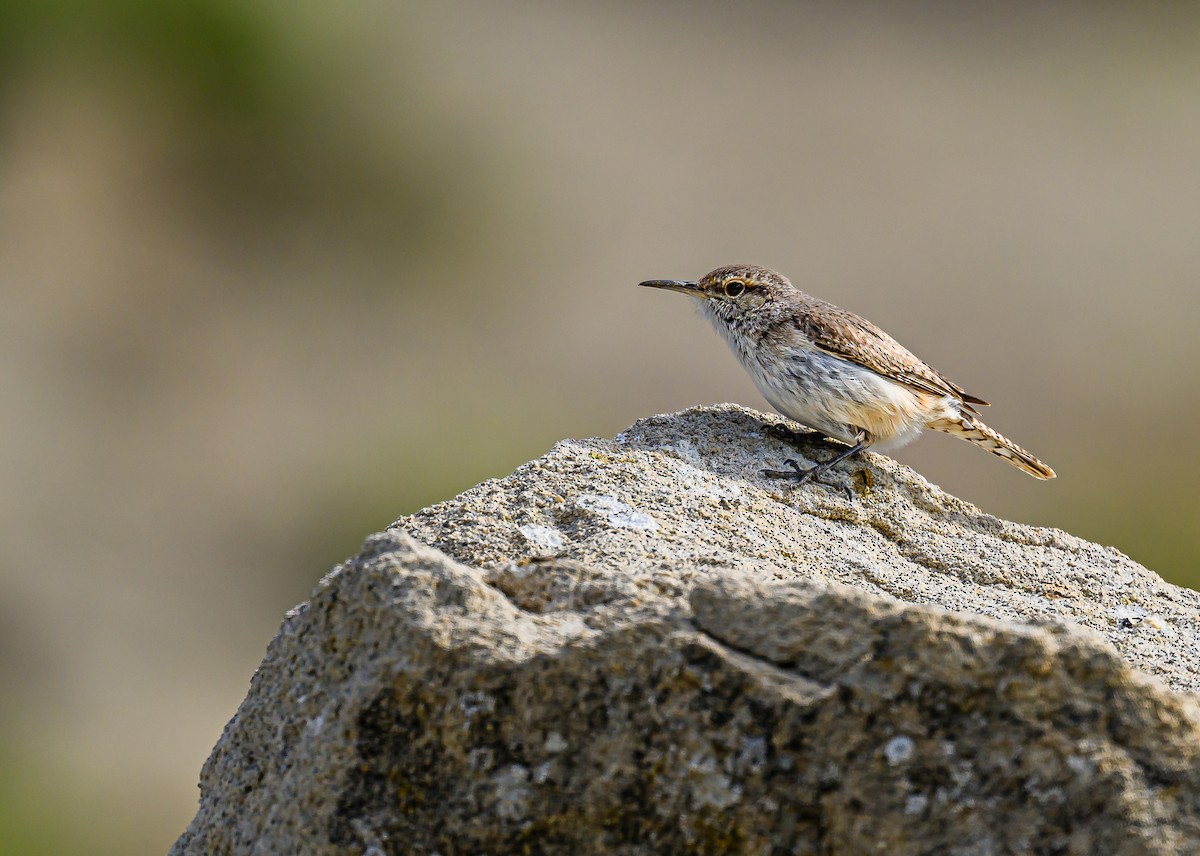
xmin=796 ymin=303 xmax=989 ymax=409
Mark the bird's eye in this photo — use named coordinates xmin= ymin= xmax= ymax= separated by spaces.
xmin=724 ymin=280 xmax=745 ymax=297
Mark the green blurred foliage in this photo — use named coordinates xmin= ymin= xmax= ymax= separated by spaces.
xmin=0 ymin=0 xmax=491 ymax=277
xmin=0 ymin=751 xmax=80 ymax=856
xmin=1066 ymin=473 xmax=1200 ymax=592
xmin=0 ymin=739 xmax=139 ymax=856
xmin=0 ymin=0 xmax=281 ymax=110
xmin=298 ymin=408 xmax=567 ymax=582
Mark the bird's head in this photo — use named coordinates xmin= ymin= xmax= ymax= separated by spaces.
xmin=638 ymin=264 xmax=794 ymax=320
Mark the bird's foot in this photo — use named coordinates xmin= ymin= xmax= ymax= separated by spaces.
xmin=763 ymin=458 xmax=820 ymax=483
xmin=765 ymin=422 xmax=827 ymax=449
xmin=763 ymin=457 xmax=855 ymax=500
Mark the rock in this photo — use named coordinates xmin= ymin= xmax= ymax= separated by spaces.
xmin=171 ymin=405 xmax=1200 ymax=855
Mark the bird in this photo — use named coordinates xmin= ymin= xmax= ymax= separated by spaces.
xmin=638 ymin=263 xmax=1055 ymax=484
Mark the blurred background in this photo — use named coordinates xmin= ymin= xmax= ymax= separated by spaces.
xmin=2 ymin=0 xmax=1199 ymax=851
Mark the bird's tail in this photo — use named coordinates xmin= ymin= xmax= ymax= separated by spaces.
xmin=928 ymin=416 xmax=1056 ymax=479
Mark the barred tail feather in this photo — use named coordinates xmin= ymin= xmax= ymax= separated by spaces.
xmin=928 ymin=416 xmax=1056 ymax=480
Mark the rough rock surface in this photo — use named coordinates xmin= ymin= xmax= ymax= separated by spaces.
xmin=172 ymin=405 xmax=1200 ymax=855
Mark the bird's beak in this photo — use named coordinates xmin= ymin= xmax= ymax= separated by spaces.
xmin=638 ymin=279 xmax=705 ymax=298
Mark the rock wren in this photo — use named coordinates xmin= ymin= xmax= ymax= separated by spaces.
xmin=639 ymin=263 xmax=1055 ymax=483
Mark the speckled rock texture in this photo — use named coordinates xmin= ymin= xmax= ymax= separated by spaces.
xmin=172 ymin=405 xmax=1200 ymax=855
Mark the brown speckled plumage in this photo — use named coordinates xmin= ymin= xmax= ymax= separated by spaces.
xmin=639 ymin=264 xmax=1055 ymax=481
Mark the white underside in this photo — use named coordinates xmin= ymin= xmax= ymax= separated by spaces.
xmin=751 ymin=356 xmax=948 ymax=451
xmin=699 ymin=301 xmax=958 ymax=450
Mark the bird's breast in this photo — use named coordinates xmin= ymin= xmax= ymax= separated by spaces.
xmin=745 ymin=347 xmax=946 ymax=449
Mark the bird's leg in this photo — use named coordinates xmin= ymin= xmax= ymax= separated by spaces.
xmin=763 ymin=433 xmax=871 ymax=487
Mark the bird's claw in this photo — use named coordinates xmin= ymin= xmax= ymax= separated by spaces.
xmin=762 ymin=458 xmax=815 ymax=483
xmin=763 ymin=458 xmax=854 ymax=500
